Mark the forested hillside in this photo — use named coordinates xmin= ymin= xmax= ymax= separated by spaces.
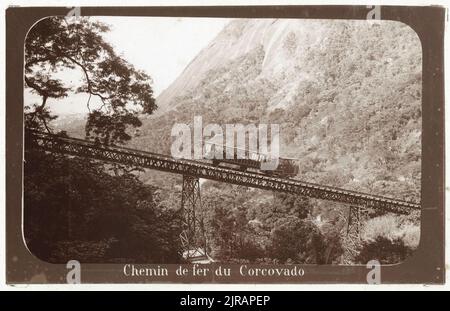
xmin=135 ymin=19 xmax=421 ymax=199
xmin=51 ymin=19 xmax=422 ymax=264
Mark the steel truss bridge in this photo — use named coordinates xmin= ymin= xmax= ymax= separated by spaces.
xmin=26 ymin=130 xmax=421 ymax=263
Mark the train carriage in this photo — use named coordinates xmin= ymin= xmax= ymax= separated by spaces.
xmin=204 ymin=142 xmax=299 ymax=178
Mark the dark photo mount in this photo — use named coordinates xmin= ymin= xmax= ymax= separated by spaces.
xmin=6 ymin=5 xmax=445 ymax=284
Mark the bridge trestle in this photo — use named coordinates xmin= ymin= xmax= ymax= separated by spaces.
xmin=180 ymin=175 xmax=208 ymax=261
xmin=26 ymin=130 xmax=420 ymax=215
xmin=26 ymin=130 xmax=420 ymax=264
xmin=341 ymin=206 xmax=369 ymax=264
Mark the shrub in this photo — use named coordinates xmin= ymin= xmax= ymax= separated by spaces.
xmin=355 ymin=236 xmax=413 ymax=264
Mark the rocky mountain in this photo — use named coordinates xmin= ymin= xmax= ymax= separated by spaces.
xmin=55 ymin=19 xmax=422 ymax=203
xmin=132 ymin=18 xmax=422 ymax=203
xmin=157 ymin=19 xmax=333 ymax=112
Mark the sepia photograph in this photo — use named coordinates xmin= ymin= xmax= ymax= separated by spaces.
xmin=23 ymin=15 xmax=423 ymax=267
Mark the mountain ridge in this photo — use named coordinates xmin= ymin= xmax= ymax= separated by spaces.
xmin=136 ymin=18 xmax=422 ymax=203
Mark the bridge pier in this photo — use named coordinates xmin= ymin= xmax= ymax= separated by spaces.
xmin=180 ymin=175 xmax=208 ymax=262
xmin=341 ymin=206 xmax=368 ymax=264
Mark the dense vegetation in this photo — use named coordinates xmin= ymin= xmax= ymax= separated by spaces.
xmin=24 ymin=17 xmax=179 ymax=263
xmin=24 ymin=142 xmax=182 ymax=263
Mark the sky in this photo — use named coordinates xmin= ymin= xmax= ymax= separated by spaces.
xmin=24 ymin=16 xmax=231 ymax=115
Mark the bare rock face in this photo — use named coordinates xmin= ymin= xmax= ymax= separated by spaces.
xmin=156 ymin=19 xmax=309 ymax=111
xmin=157 ymin=19 xmax=421 ymax=113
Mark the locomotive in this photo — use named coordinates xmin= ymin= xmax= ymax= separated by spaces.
xmin=203 ymin=142 xmax=299 ymax=178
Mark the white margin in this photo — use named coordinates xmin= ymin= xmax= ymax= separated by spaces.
xmin=0 ymin=0 xmax=448 ymax=291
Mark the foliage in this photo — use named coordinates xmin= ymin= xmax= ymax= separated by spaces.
xmin=25 ymin=16 xmax=156 ymax=144
xmin=200 ymin=184 xmax=339 ymax=264
xmin=318 ymin=219 xmax=345 ymax=264
xmin=355 ymin=236 xmax=414 ymax=264
xmin=24 ymin=146 xmax=183 ymax=263
xmin=49 ymin=239 xmax=116 ymax=263
xmin=361 ymin=213 xmax=420 ymax=249
xmin=23 ymin=17 xmax=180 ymax=263
xmin=268 ymin=217 xmax=326 ymax=264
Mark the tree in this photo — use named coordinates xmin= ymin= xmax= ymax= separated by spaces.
xmin=25 ymin=16 xmax=156 ymax=143
xmin=269 ymin=218 xmax=326 ymax=264
xmin=23 ymin=17 xmax=183 ymax=264
xmin=274 ymin=193 xmax=311 ymax=220
xmin=207 ymin=202 xmax=236 ymax=260
xmin=355 ymin=236 xmax=413 ymax=264
xmin=24 ymin=146 xmax=183 ymax=263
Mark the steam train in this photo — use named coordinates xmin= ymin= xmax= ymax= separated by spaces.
xmin=203 ymin=142 xmax=299 ymax=178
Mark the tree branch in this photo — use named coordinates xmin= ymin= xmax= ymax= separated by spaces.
xmin=25 ymin=56 xmax=56 ymax=71
xmin=26 ymin=46 xmax=111 ymax=109
xmin=61 ymin=53 xmax=111 ymax=104
xmin=24 ymin=75 xmax=47 ymax=98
